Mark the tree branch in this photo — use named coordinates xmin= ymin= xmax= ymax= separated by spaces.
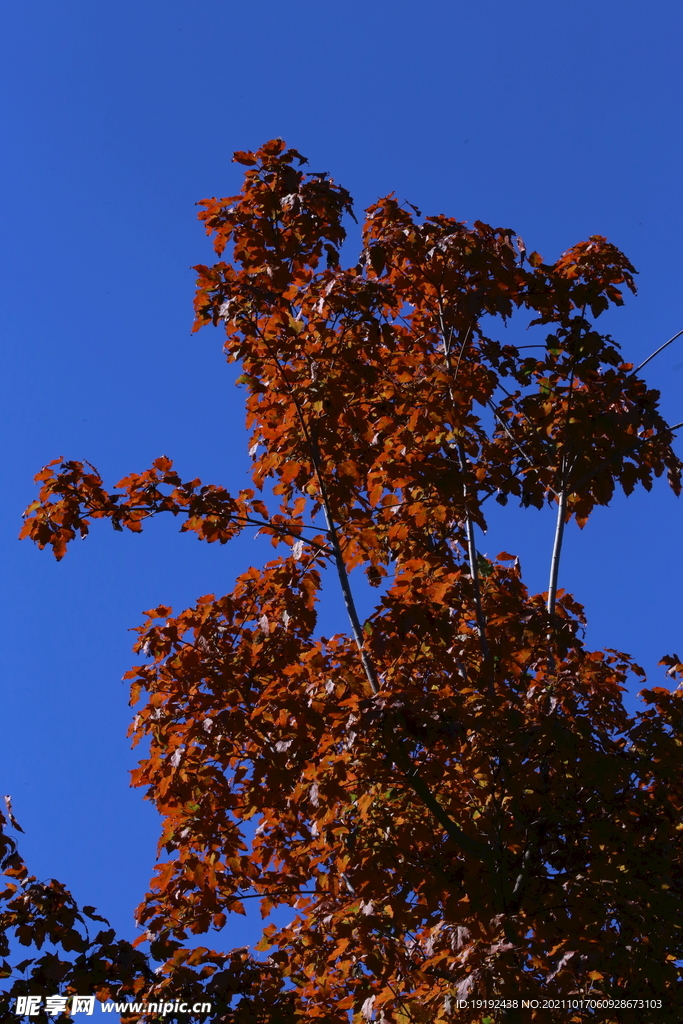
xmin=631 ymin=327 xmax=683 ymax=376
xmin=457 ymin=444 xmax=492 ymax=678
xmin=391 ymin=740 xmax=493 ymax=863
xmin=255 ymin=335 xmax=380 ymax=696
xmin=311 ymin=437 xmax=380 ymax=696
xmin=260 ymin=331 xmax=493 ymax=862
xmin=437 ymin=312 xmax=492 ymax=681
xmin=547 ymin=465 xmax=568 ymax=617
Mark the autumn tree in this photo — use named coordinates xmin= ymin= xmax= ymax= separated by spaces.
xmin=5 ymin=139 xmax=683 ymax=1023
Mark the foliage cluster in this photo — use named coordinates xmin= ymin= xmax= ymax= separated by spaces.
xmin=4 ymin=140 xmax=683 ymax=1023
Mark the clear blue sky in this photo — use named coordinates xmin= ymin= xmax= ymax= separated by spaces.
xmin=2 ymin=0 xmax=682 ymax=953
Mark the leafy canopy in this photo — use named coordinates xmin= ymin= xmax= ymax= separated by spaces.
xmin=5 ymin=139 xmax=683 ymax=1024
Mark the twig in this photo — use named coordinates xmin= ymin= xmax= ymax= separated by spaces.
xmin=487 ymin=398 xmax=558 ymax=497
xmin=452 ymin=325 xmax=471 ymax=382
xmin=632 ymin=328 xmax=683 ymax=376
xmin=457 ymin=444 xmax=492 ymax=674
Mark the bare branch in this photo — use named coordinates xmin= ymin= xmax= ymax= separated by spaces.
xmin=632 ymin=327 xmax=683 ymax=376
xmin=547 ymin=471 xmax=568 ymax=618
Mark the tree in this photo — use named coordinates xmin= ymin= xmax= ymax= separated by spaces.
xmin=5 ymin=138 xmax=683 ymax=1023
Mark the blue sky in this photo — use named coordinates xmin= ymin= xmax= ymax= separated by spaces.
xmin=2 ymin=0 xmax=682 ymax=954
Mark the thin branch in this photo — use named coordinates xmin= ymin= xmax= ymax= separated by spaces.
xmin=451 ymin=325 xmax=471 ymax=382
xmin=544 ymin=308 xmax=586 ymax=625
xmin=487 ymin=398 xmax=559 ymax=498
xmin=631 ymin=328 xmax=683 ymax=376
xmin=437 ymin=312 xmax=492 ymax=681
xmin=457 ymin=444 xmax=491 ymax=671
xmin=248 ymin=332 xmax=380 ymax=696
xmin=68 ymin=501 xmax=332 ymax=555
xmin=223 ymin=890 xmax=318 ymax=902
xmin=545 ymin=340 xmax=578 ymax=620
xmin=296 ymin=415 xmax=380 ymax=695
xmin=315 ymin=453 xmax=380 ymax=695
xmin=547 ymin=469 xmax=568 ymax=617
